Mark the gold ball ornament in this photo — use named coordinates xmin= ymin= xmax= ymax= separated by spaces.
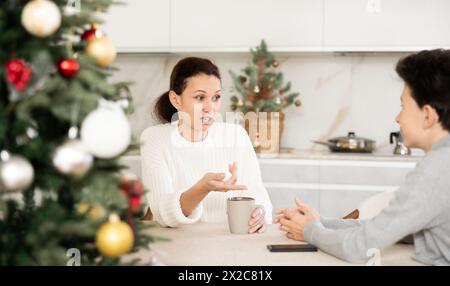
xmin=295 ymin=99 xmax=302 ymax=107
xmin=96 ymin=213 xmax=134 ymax=257
xmin=272 ymin=60 xmax=279 ymax=68
xmin=76 ymin=203 xmax=106 ymax=220
xmin=86 ymin=37 xmax=117 ymax=67
xmin=21 ymin=0 xmax=62 ymax=37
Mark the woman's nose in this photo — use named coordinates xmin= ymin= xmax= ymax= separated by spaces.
xmin=203 ymin=99 xmax=214 ymax=112
xmin=395 ymin=113 xmax=400 ymax=123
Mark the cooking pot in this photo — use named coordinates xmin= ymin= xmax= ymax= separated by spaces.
xmin=312 ymin=132 xmax=376 ymax=153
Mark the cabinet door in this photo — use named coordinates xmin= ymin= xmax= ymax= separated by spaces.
xmin=260 ymin=163 xmax=319 ymax=184
xmin=320 ymin=189 xmax=380 ymax=218
xmin=319 ymin=164 xmax=413 ymax=186
xmin=324 ymin=0 xmax=450 ymax=49
xmin=171 ymin=0 xmax=323 ymax=52
xmin=265 ymin=186 xmax=319 ymax=217
xmin=102 ymin=0 xmax=170 ymax=52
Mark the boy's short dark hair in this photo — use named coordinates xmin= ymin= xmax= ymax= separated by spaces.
xmin=396 ymin=49 xmax=450 ymax=132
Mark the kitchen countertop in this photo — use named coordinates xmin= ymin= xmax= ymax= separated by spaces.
xmin=124 ymin=222 xmax=423 ymax=266
xmin=123 ymin=148 xmax=423 ymax=162
xmin=257 ymin=148 xmax=423 ymax=162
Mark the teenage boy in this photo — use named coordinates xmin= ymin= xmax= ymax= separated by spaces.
xmin=276 ymin=49 xmax=450 ymax=266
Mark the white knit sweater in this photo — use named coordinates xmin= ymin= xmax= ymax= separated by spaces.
xmin=140 ymin=121 xmax=273 ymax=227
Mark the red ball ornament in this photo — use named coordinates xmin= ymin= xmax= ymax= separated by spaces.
xmin=82 ymin=25 xmax=104 ymax=41
xmin=5 ymin=59 xmax=32 ymax=92
xmin=120 ymin=177 xmax=145 ymax=214
xmin=129 ymin=196 xmax=142 ymax=214
xmin=57 ymin=58 xmax=80 ymax=78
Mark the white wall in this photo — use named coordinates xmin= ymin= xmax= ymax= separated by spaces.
xmin=111 ymin=52 xmax=408 ymax=152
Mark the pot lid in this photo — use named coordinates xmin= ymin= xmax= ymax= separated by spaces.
xmin=329 ymin=132 xmax=375 ymax=143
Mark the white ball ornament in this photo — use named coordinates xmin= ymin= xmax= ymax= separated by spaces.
xmin=81 ymin=101 xmax=131 ymax=159
xmin=0 ymin=151 xmax=34 ymax=192
xmin=21 ymin=0 xmax=62 ymax=37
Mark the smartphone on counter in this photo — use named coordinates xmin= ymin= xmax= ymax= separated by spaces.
xmin=267 ymin=244 xmax=318 ymax=252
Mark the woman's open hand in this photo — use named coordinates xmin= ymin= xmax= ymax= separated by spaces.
xmin=200 ymin=162 xmax=247 ymax=192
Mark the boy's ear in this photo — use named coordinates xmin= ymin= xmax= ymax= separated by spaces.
xmin=168 ymin=90 xmax=181 ymax=110
xmin=422 ymin=104 xmax=440 ymax=129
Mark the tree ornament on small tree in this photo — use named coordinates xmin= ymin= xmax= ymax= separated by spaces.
xmin=85 ymin=37 xmax=117 ymax=67
xmin=0 ymin=151 xmax=34 ymax=192
xmin=5 ymin=59 xmax=32 ymax=92
xmin=21 ymin=0 xmax=61 ymax=37
xmin=57 ymin=58 xmax=80 ymax=78
xmin=81 ymin=100 xmax=131 ymax=159
xmin=96 ymin=213 xmax=134 ymax=257
xmin=274 ymin=96 xmax=282 ymax=105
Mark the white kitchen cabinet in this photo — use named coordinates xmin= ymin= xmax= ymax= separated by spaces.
xmin=101 ymin=0 xmax=450 ymax=53
xmin=319 ymin=189 xmax=377 ymax=218
xmin=170 ymin=0 xmax=323 ymax=52
xmin=260 ymin=158 xmax=416 ymax=218
xmin=265 ymin=186 xmax=320 ymax=215
xmin=323 ymin=0 xmax=450 ymax=51
xmin=102 ymin=0 xmax=170 ymax=52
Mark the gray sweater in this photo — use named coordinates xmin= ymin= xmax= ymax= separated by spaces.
xmin=304 ymin=135 xmax=450 ymax=266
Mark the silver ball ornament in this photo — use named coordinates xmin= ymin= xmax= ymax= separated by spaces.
xmin=0 ymin=153 xmax=34 ymax=192
xmin=52 ymin=140 xmax=93 ymax=177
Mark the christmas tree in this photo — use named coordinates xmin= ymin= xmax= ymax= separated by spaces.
xmin=0 ymin=0 xmax=155 ymax=265
xmin=229 ymin=39 xmax=301 ymax=113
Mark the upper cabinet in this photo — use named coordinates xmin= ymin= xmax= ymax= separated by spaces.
xmin=170 ymin=0 xmax=323 ymax=52
xmin=323 ymin=0 xmax=450 ymax=51
xmin=102 ymin=0 xmax=170 ymax=52
xmin=102 ymin=0 xmax=450 ymax=53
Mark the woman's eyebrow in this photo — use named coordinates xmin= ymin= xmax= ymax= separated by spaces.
xmin=193 ymin=89 xmax=222 ymax=93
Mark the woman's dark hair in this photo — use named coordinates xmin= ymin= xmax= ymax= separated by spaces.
xmin=396 ymin=49 xmax=450 ymax=131
xmin=154 ymin=57 xmax=221 ymax=123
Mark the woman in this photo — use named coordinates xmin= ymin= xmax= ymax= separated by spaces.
xmin=140 ymin=57 xmax=272 ymax=233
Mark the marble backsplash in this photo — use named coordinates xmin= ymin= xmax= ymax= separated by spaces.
xmin=111 ymin=52 xmax=412 ymax=153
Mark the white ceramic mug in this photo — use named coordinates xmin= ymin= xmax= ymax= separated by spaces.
xmin=227 ymin=197 xmax=256 ymax=234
